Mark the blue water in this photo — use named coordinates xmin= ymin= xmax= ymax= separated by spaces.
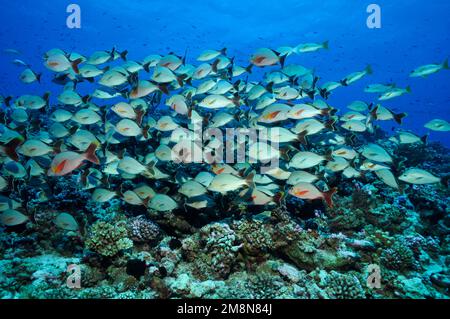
xmin=0 ymin=0 xmax=449 ymax=145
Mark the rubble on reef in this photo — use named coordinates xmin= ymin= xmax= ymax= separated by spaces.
xmin=0 ymin=143 xmax=449 ymax=299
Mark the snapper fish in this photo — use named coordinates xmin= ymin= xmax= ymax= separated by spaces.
xmin=0 ymin=209 xmax=29 ymax=226
xmin=295 ymin=41 xmax=329 ymax=53
xmin=389 ymin=131 xmax=428 ymax=145
xmin=15 ymin=93 xmax=50 ymax=110
xmin=370 ymin=105 xmax=407 ymax=125
xmin=197 ymin=48 xmax=227 ymax=62
xmin=378 ymin=86 xmax=411 ymax=101
xmin=20 ymin=68 xmax=42 ymax=84
xmin=361 ymin=143 xmax=393 ymax=163
xmin=399 ymin=168 xmax=441 ymax=185
xmin=250 ymin=48 xmax=285 ymax=67
xmin=424 ymin=119 xmax=450 ymax=132
xmin=347 ymin=101 xmax=371 ymax=112
xmin=410 ymin=59 xmax=449 ymax=78
xmin=365 ymin=83 xmax=396 ymax=93
xmin=48 ymin=143 xmax=99 ymax=176
xmin=208 ymin=173 xmax=255 ymax=194
xmin=289 ymin=182 xmax=337 ymax=208
xmin=44 ymin=53 xmax=83 ymax=74
xmin=341 ymin=65 xmax=373 ymax=86
xmin=149 ymin=194 xmax=178 ymax=212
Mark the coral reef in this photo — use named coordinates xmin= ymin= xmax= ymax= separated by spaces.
xmin=0 ymin=143 xmax=449 ymax=299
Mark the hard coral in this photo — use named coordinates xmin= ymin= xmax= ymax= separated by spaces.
xmin=86 ymin=221 xmax=133 ymax=257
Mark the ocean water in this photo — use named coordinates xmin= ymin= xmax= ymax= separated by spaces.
xmin=0 ymin=0 xmax=449 ymax=300
xmin=1 ymin=0 xmax=449 ymax=144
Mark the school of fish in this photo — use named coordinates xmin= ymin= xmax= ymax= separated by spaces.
xmin=0 ymin=43 xmax=449 ymax=229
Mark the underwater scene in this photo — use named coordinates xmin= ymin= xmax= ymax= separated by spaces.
xmin=0 ymin=0 xmax=449 ymax=301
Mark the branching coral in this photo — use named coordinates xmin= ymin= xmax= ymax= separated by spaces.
xmin=86 ymin=221 xmax=133 ymax=257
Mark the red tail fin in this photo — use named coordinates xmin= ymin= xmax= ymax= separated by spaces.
xmin=84 ymin=143 xmax=100 ymax=164
xmin=322 ymin=187 xmax=337 ymax=208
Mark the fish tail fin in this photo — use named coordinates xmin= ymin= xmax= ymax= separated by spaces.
xmin=321 ymin=107 xmax=335 ymax=117
xmin=143 ymin=62 xmax=151 ymax=73
xmin=120 ymin=50 xmax=128 ymax=61
xmin=405 ymin=85 xmax=412 ymax=93
xmin=346 ymin=134 xmax=357 ymax=146
xmin=442 ymin=58 xmax=449 ymax=70
xmin=232 ymin=93 xmax=241 ymax=107
xmin=421 ymin=134 xmax=429 ymax=145
xmin=245 ymin=171 xmax=256 ymax=189
xmin=85 ymin=77 xmax=95 ymax=83
xmin=280 ymin=146 xmax=294 ymax=161
xmin=71 ymin=58 xmax=83 ymax=74
xmin=142 ymin=125 xmax=150 ymax=139
xmin=273 ymin=191 xmax=286 ymax=205
xmin=279 ymin=55 xmax=286 ymax=68
xmin=297 ymin=131 xmax=308 ymax=145
xmin=53 ymin=140 xmax=63 ymax=154
xmin=220 ymin=48 xmax=227 ymax=56
xmin=323 ymin=187 xmax=337 ymax=208
xmin=323 ymin=40 xmax=329 ymax=49
xmin=265 ymin=82 xmax=274 ymax=93
xmin=340 ymin=79 xmax=348 ymax=86
xmin=211 ymin=59 xmax=220 ymax=73
xmin=325 ymin=118 xmax=337 ymax=131
xmin=135 ymin=108 xmax=146 ymax=126
xmin=81 ymin=95 xmax=91 ymax=104
xmin=84 ymin=143 xmax=100 ymax=165
xmin=158 ymin=83 xmax=170 ymax=95
xmin=365 ymin=64 xmax=373 ymax=75
xmin=394 ymin=112 xmax=407 ymax=125
xmin=142 ymin=196 xmax=151 ymax=208
xmin=146 ymin=161 xmax=156 ymax=176
xmin=3 ymin=137 xmax=23 ymax=162
xmin=36 ymin=73 xmax=42 ymax=83
xmin=245 ymin=64 xmax=253 ymax=74
xmin=369 ymin=105 xmax=379 ymax=120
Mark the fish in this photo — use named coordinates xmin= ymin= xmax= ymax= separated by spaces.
xmin=149 ymin=194 xmax=178 ymax=212
xmin=55 ymin=213 xmax=79 ymax=231
xmin=45 ymin=53 xmax=83 ymax=74
xmin=365 ymin=83 xmax=396 ymax=93
xmin=48 ymin=143 xmax=99 ymax=176
xmin=361 ymin=143 xmax=393 ymax=163
xmin=410 ymin=59 xmax=449 ymax=77
xmin=424 ymin=119 xmax=450 ymax=132
xmin=289 ymin=151 xmax=326 ymax=169
xmin=370 ymin=105 xmax=407 ymax=125
xmin=389 ymin=131 xmax=428 ymax=144
xmin=20 ymin=68 xmax=42 ymax=84
xmin=208 ymin=172 xmax=255 ymax=194
xmin=0 ymin=209 xmax=29 ymax=226
xmin=250 ymin=48 xmax=285 ymax=67
xmin=289 ymin=182 xmax=337 ymax=208
xmin=347 ymin=101 xmax=371 ymax=112
xmin=179 ymin=180 xmax=207 ymax=198
xmin=115 ymin=119 xmax=149 ymax=137
xmin=375 ymin=169 xmax=399 ymax=190
xmin=295 ymin=41 xmax=329 ymax=53
xmin=378 ymin=86 xmax=411 ymax=101
xmin=399 ymin=168 xmax=441 ymax=185
xmin=197 ymin=48 xmax=227 ymax=62
xmin=341 ymin=65 xmax=373 ymax=86
xmin=18 ymin=139 xmax=54 ymax=157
